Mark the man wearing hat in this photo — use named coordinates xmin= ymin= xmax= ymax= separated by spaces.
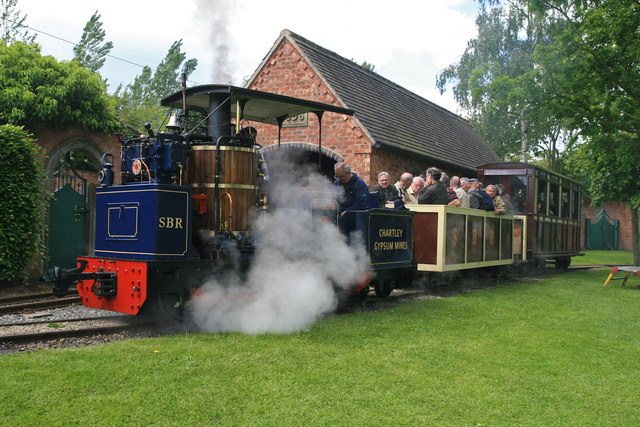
xmin=467 ymin=178 xmax=494 ymax=211
xmin=466 ymin=178 xmax=482 ymax=209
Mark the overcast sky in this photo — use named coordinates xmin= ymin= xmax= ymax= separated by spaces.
xmin=18 ymin=0 xmax=478 ymax=114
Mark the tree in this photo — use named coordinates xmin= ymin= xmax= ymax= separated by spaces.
xmin=0 ymin=42 xmax=120 ymax=134
xmin=530 ymin=0 xmax=640 ymax=264
xmin=116 ymin=39 xmax=197 ymax=131
xmin=0 ymin=0 xmax=35 ymax=43
xmin=73 ymin=10 xmax=113 ymax=74
xmin=0 ymin=124 xmax=46 ymax=282
xmin=436 ymin=2 xmax=570 ymax=166
xmin=350 ymin=58 xmax=376 ymax=72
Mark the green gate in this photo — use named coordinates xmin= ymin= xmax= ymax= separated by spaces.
xmin=47 ymin=155 xmax=88 ymax=273
xmin=584 ymin=208 xmax=619 ymax=250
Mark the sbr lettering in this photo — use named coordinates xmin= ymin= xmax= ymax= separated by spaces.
xmin=159 ymin=217 xmax=183 ymax=229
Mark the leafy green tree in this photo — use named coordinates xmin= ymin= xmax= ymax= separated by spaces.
xmin=531 ymin=0 xmax=640 ymax=264
xmin=0 ymin=124 xmax=46 ymax=282
xmin=73 ymin=10 xmax=113 ymax=74
xmin=116 ymin=39 xmax=197 ymax=131
xmin=350 ymin=58 xmax=376 ymax=72
xmin=0 ymin=42 xmax=120 ymax=134
xmin=437 ymin=2 xmax=570 ymax=166
xmin=0 ymin=0 xmax=35 ymax=43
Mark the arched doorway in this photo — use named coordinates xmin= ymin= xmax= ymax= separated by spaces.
xmin=44 ymin=138 xmax=104 ymax=276
xmin=262 ymin=142 xmax=344 ymax=181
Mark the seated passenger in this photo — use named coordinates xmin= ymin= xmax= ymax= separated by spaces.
xmin=451 ymin=176 xmax=470 ymax=208
xmin=407 ymin=176 xmax=424 ymax=204
xmin=371 ymin=171 xmax=399 ymax=207
xmin=440 ymin=172 xmax=460 ymax=207
xmin=418 ymin=167 xmax=449 ymax=205
xmin=496 ymin=184 xmax=515 ymax=212
xmin=394 ymin=172 xmax=414 ymax=204
xmin=333 ymin=162 xmax=369 ymax=216
xmin=466 ymin=178 xmax=482 ymax=208
xmin=467 ymin=178 xmax=494 ymax=211
xmin=486 ymin=185 xmax=506 ymax=215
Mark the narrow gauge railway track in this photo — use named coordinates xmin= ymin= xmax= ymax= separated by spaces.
xmin=2 ymin=314 xmax=132 ymax=328
xmin=0 ymin=293 xmax=81 ymax=315
xmin=0 ymin=319 xmax=156 ymax=346
xmin=0 ymin=290 xmax=79 ymax=305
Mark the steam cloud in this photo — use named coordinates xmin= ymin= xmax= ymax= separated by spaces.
xmin=195 ymin=0 xmax=235 ymax=84
xmin=187 ymin=152 xmax=371 ymax=334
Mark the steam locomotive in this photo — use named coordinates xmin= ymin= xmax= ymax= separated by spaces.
xmin=53 ymin=84 xmax=582 ymax=318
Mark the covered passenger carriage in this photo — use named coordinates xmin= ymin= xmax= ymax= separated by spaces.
xmin=477 ymin=162 xmax=581 ymax=268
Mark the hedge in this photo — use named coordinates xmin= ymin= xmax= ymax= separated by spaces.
xmin=0 ymin=124 xmax=47 ymax=282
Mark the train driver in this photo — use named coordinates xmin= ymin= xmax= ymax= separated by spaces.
xmin=333 ymin=162 xmax=369 ymax=216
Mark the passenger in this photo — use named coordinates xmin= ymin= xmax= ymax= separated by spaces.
xmin=371 ymin=171 xmax=399 ymax=207
xmin=440 ymin=173 xmax=460 ymax=207
xmin=417 ymin=167 xmax=449 ymax=205
xmin=460 ymin=177 xmax=471 ymax=192
xmin=486 ymin=185 xmax=507 ymax=215
xmin=466 ymin=178 xmax=482 ymax=209
xmin=333 ymin=162 xmax=369 ymax=216
xmin=496 ymin=184 xmax=515 ymax=212
xmin=470 ymin=179 xmax=495 ymax=211
xmin=407 ymin=176 xmax=424 ymax=204
xmin=394 ymin=172 xmax=414 ymax=205
xmin=451 ymin=176 xmax=470 ymax=208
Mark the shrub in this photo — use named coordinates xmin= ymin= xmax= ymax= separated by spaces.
xmin=0 ymin=124 xmax=47 ymax=282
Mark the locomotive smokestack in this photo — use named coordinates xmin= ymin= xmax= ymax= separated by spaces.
xmin=208 ymin=93 xmax=231 ymax=143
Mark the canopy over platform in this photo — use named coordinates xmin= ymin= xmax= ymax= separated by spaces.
xmin=161 ymin=85 xmax=354 ymax=126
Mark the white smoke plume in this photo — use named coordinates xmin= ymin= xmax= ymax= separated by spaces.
xmin=187 ymin=152 xmax=371 ymax=334
xmin=195 ymin=0 xmax=235 ymax=84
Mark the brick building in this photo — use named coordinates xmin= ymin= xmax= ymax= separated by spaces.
xmin=246 ymin=30 xmax=500 ymax=187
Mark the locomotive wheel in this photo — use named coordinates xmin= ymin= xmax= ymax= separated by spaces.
xmin=374 ymin=279 xmax=394 ymax=298
xmin=142 ymin=293 xmax=184 ymax=322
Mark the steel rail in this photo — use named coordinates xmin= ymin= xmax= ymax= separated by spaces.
xmin=0 ymin=322 xmax=155 ymax=345
xmin=0 ymin=291 xmax=78 ymax=305
xmin=0 ymin=295 xmax=81 ymax=315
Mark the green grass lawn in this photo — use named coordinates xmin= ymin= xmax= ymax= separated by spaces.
xmin=573 ymin=249 xmax=634 ymax=266
xmin=2 ymin=269 xmax=640 ymax=425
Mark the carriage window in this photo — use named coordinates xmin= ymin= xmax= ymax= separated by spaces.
xmin=561 ymin=188 xmax=570 ymax=218
xmin=510 ymin=176 xmax=527 ymax=213
xmin=549 ymin=183 xmax=559 ymax=217
xmin=484 ymin=176 xmax=499 ymax=186
xmin=572 ymin=189 xmax=580 ymax=220
xmin=536 ymin=179 xmax=547 ymax=215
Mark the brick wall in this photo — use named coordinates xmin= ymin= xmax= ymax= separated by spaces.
xmin=34 ymin=123 xmax=120 ymax=190
xmin=581 ymin=200 xmax=638 ymax=250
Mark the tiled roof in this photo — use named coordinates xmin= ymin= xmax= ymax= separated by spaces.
xmin=284 ymin=30 xmax=501 ymax=171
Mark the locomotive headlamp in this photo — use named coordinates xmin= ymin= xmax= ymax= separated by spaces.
xmin=98 ymin=153 xmax=114 ymax=187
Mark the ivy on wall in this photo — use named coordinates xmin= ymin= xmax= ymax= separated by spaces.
xmin=0 ymin=124 xmax=47 ymax=282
